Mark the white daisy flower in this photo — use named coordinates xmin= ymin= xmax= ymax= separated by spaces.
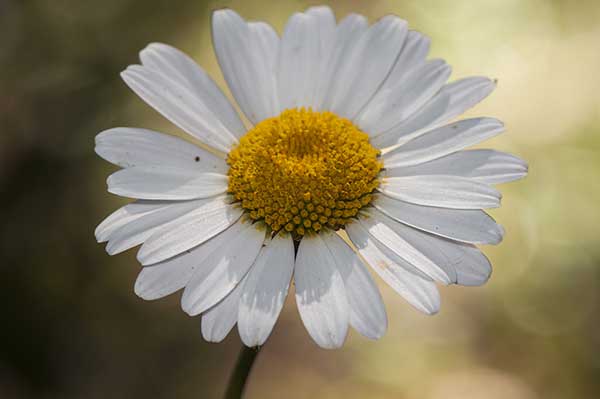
xmin=95 ymin=6 xmax=527 ymax=349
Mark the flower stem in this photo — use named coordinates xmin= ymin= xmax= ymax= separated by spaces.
xmin=224 ymin=345 xmax=261 ymax=399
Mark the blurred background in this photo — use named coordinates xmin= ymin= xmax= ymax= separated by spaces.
xmin=1 ymin=0 xmax=599 ymax=398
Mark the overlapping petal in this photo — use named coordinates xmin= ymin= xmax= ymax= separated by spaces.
xmin=212 ymin=9 xmax=279 ymax=124
xmin=137 ymin=196 xmax=242 ymax=265
xmin=238 ymin=233 xmax=295 ymax=347
xmin=95 ymin=6 xmax=527 ymax=350
xmin=322 ymin=231 xmax=387 ymax=339
xmin=295 ymin=234 xmax=349 ymax=349
xmin=346 ymin=222 xmax=441 ymax=315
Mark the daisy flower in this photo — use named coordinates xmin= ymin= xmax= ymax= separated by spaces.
xmin=95 ymin=6 xmax=527 ymax=349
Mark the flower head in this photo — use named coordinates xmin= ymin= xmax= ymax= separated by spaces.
xmin=95 ymin=6 xmax=527 ymax=349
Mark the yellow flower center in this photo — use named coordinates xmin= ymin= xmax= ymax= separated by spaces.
xmin=227 ymin=108 xmax=382 ymax=236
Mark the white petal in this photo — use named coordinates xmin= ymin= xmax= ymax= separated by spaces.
xmin=369 ymin=211 xmax=493 ymax=287
xmin=134 ymin=218 xmax=247 ymax=300
xmin=137 ymin=196 xmax=242 ymax=265
xmin=359 ymin=209 xmax=454 ymax=284
xmin=373 ymin=194 xmax=504 ymax=244
xmin=371 ymin=92 xmax=451 ymax=149
xmin=238 ymin=233 xmax=295 ymax=347
xmin=322 ymin=232 xmax=387 ymax=340
xmin=449 ymin=248 xmax=492 ymax=286
xmin=181 ymin=221 xmax=264 ymax=315
xmin=212 ymin=9 xmax=279 ymax=124
xmin=383 ymin=30 xmax=431 ymax=87
xmin=382 ymin=117 xmax=504 ymax=167
xmin=358 ymin=60 xmax=451 ymax=135
xmin=277 ymin=13 xmax=320 ymax=110
xmin=295 ymin=234 xmax=349 ymax=349
xmin=325 ymin=15 xmax=408 ymax=119
xmin=95 ymin=128 xmax=228 ymax=173
xmin=316 ymin=13 xmax=368 ymax=111
xmin=346 ymin=222 xmax=440 ymax=315
xmin=306 ymin=5 xmax=336 ymax=32
xmin=386 ymin=149 xmax=528 ymax=185
xmin=139 ymin=43 xmax=246 ymax=139
xmin=373 ymin=77 xmax=496 ymax=149
xmin=104 ymin=200 xmax=207 ymax=255
xmin=107 ymin=166 xmax=228 ymax=201
xmin=306 ymin=6 xmax=336 ymax=108
xmin=96 ymin=201 xmax=164 ymax=243
xmin=248 ymin=22 xmax=279 ymax=74
xmin=379 ymin=175 xmax=501 ymax=209
xmin=436 ymin=77 xmax=497 ymax=124
xmin=201 ymin=280 xmax=245 ymax=343
xmin=121 ymin=65 xmax=237 ymax=153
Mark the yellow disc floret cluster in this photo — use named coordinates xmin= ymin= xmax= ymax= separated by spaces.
xmin=227 ymin=108 xmax=382 ymax=236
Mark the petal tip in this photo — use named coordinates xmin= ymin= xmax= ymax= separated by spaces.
xmin=211 ymin=8 xmax=241 ymax=24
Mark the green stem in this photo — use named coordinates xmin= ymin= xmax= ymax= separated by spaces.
xmin=224 ymin=345 xmax=261 ymax=399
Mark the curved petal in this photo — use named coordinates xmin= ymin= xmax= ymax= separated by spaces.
xmin=379 ymin=175 xmax=502 ymax=209
xmin=212 ymin=9 xmax=279 ymax=124
xmin=238 ymin=233 xmax=295 ymax=347
xmin=385 ymin=149 xmax=528 ymax=185
xmin=96 ymin=201 xmax=166 ymax=244
xmin=346 ymin=222 xmax=440 ymax=315
xmin=322 ymin=231 xmax=387 ymax=340
xmin=181 ymin=221 xmax=264 ymax=316
xmin=371 ymin=92 xmax=451 ymax=149
xmin=362 ymin=210 xmax=492 ymax=287
xmin=248 ymin=21 xmax=279 ymax=74
xmin=383 ymin=30 xmax=431 ymax=87
xmin=121 ymin=65 xmax=237 ymax=153
xmin=306 ymin=6 xmax=337 ymax=108
xmin=102 ymin=199 xmax=208 ymax=255
xmin=325 ymin=15 xmax=408 ymax=119
xmin=201 ymin=279 xmax=245 ymax=343
xmin=436 ymin=76 xmax=497 ymax=124
xmin=358 ymin=209 xmax=454 ymax=284
xmin=107 ymin=166 xmax=228 ymax=201
xmin=373 ymin=194 xmax=504 ymax=244
xmin=139 ymin=43 xmax=246 ymax=139
xmin=95 ymin=128 xmax=228 ymax=173
xmin=295 ymin=234 xmax=349 ymax=349
xmin=316 ymin=13 xmax=368 ymax=111
xmin=277 ymin=13 xmax=320 ymax=110
xmin=382 ymin=117 xmax=504 ymax=167
xmin=137 ymin=196 xmax=242 ymax=265
xmin=372 ymin=77 xmax=497 ymax=150
xmin=306 ymin=5 xmax=336 ymax=41
xmin=134 ymin=218 xmax=247 ymax=300
xmin=358 ymin=60 xmax=451 ymax=135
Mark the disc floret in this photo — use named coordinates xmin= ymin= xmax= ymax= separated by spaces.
xmin=227 ymin=108 xmax=381 ymax=236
